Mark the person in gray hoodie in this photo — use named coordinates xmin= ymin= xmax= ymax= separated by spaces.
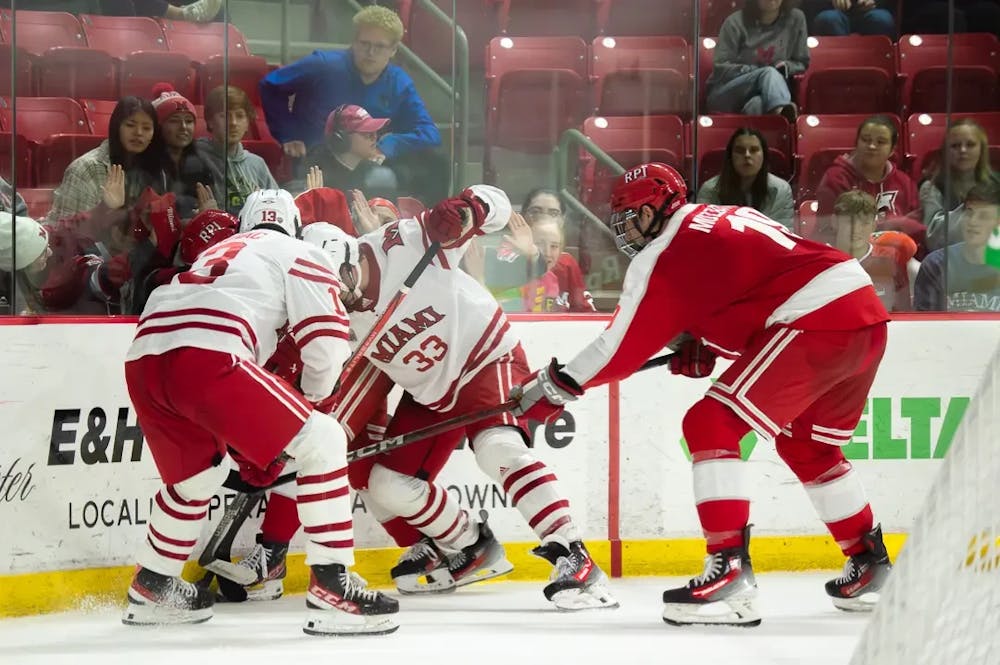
xmin=706 ymin=0 xmax=808 ymax=119
xmin=196 ymin=85 xmax=278 ymax=216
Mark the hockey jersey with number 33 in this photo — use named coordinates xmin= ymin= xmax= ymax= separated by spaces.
xmin=126 ymin=230 xmax=352 ymax=402
xmin=356 ymin=184 xmax=515 ymax=411
xmin=564 ymin=204 xmax=890 ymax=389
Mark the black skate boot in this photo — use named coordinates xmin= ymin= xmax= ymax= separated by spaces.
xmin=444 ymin=511 xmax=514 ymax=589
xmin=661 ymin=525 xmax=760 ymax=627
xmin=231 ymin=536 xmax=289 ymax=601
xmin=532 ymin=535 xmax=618 ymax=610
xmin=304 ymin=563 xmax=399 ymax=636
xmin=122 ymin=566 xmax=214 ymax=626
xmin=825 ymin=523 xmax=892 ymax=612
xmin=391 ymin=536 xmax=451 ymax=594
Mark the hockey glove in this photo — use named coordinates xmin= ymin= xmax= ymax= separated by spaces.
xmin=232 ymin=449 xmax=288 ymax=488
xmin=425 ymin=188 xmax=489 ymax=245
xmin=669 ymin=338 xmax=717 ymax=378
xmin=509 ymin=358 xmax=583 ymax=423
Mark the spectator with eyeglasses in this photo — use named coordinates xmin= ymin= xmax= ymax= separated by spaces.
xmin=259 ymin=6 xmax=444 ymax=201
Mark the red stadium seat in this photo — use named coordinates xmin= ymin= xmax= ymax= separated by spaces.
xmin=577 ymin=114 xmax=685 ymax=213
xmin=200 ymin=54 xmax=268 ymax=106
xmin=590 ymin=36 xmax=692 ymax=117
xmin=78 ymin=14 xmax=167 ymax=59
xmin=18 ymin=188 xmax=55 ymax=219
xmin=697 ymin=36 xmax=717 ymax=109
xmin=700 ymin=0 xmax=738 ymax=37
xmin=158 ymin=19 xmax=250 ymax=64
xmin=496 ymin=0 xmax=596 ymax=38
xmin=897 ymin=33 xmax=999 ymax=115
xmin=688 ymin=114 xmax=792 ymax=183
xmin=597 ymin=0 xmax=694 ymax=38
xmin=797 ymin=199 xmax=817 ymax=237
xmin=120 ymin=51 xmax=196 ymax=101
xmin=795 ymin=113 xmax=903 ymax=202
xmin=906 ymin=111 xmax=1000 ymax=180
xmin=0 ymin=97 xmax=89 ymax=144
xmin=0 ymin=132 xmax=34 ymax=188
xmin=0 ymin=44 xmax=33 ymax=96
xmin=797 ymin=36 xmax=896 ymax=115
xmin=35 ymin=134 xmax=104 ymax=188
xmin=80 ymin=98 xmax=117 ymax=135
xmin=0 ymin=10 xmax=85 ymax=56
xmin=485 ymin=36 xmax=588 ymax=181
xmin=398 ymin=0 xmax=496 ymax=72
xmin=35 ymin=47 xmax=117 ymax=100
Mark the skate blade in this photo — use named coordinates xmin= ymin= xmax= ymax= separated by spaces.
xmin=395 ymin=570 xmax=458 ymax=595
xmin=239 ymin=580 xmax=283 ymax=602
xmin=662 ymin=597 xmax=761 ymax=627
xmin=122 ymin=601 xmax=213 ymax=626
xmin=303 ymin=609 xmax=399 ymax=636
xmin=455 ymin=558 xmax=514 ymax=589
xmin=203 ymin=559 xmax=259 ymax=585
xmin=831 ymin=592 xmax=880 ymax=612
xmin=551 ymin=583 xmax=620 ymax=611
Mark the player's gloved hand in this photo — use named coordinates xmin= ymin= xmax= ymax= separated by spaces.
xmin=425 ymin=188 xmax=489 ymax=245
xmin=232 ymin=449 xmax=287 ymax=488
xmin=509 ymin=358 xmax=583 ymax=423
xmin=264 ymin=332 xmax=303 ymax=386
xmin=669 ymin=338 xmax=717 ymax=378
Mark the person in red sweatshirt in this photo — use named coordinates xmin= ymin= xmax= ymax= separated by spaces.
xmin=814 ymin=115 xmax=925 ymax=252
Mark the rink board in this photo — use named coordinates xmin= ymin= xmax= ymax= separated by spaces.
xmin=0 ymin=314 xmax=998 ymax=616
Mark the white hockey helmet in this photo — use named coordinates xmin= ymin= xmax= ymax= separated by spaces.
xmin=301 ymin=222 xmax=363 ymax=308
xmin=238 ymin=188 xmax=301 ymax=237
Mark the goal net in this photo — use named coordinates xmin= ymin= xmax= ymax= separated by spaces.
xmin=850 ymin=343 xmax=1000 ymax=664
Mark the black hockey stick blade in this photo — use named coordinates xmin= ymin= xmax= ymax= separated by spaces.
xmin=197 ymin=491 xmax=261 ymax=568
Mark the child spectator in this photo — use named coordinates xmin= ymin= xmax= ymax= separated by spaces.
xmin=0 ymin=212 xmax=51 ymax=314
xmin=815 ymin=115 xmax=923 ymax=249
xmin=706 ymin=0 xmax=807 ymax=119
xmin=47 ymin=96 xmax=167 ymax=225
xmin=520 ymin=217 xmax=595 ymax=313
xmin=915 ymin=182 xmax=1000 ymax=312
xmin=804 ymin=0 xmax=897 ymax=38
xmin=832 ymin=189 xmax=918 ymax=312
xmin=921 ymin=119 xmax=999 ymax=251
xmin=695 ymin=127 xmax=795 ymax=229
xmin=195 ymin=85 xmax=277 ymax=216
xmin=151 ymin=83 xmax=215 ymax=222
xmin=304 ymin=104 xmax=393 ymax=199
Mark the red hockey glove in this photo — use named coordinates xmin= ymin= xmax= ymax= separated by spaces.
xmin=231 ymin=449 xmax=287 ymax=488
xmin=131 ymin=189 xmax=180 ymax=260
xmin=264 ymin=332 xmax=304 ymax=387
xmin=425 ymin=188 xmax=489 ymax=245
xmin=669 ymin=339 xmax=717 ymax=378
xmin=509 ymin=358 xmax=583 ymax=423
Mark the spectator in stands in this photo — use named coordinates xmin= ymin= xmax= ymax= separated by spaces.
xmin=98 ymin=0 xmax=223 ymax=22
xmin=258 ymin=5 xmax=446 ymax=202
xmin=902 ymin=1 xmax=1000 ymax=38
xmin=921 ymin=119 xmax=1000 ymax=252
xmin=304 ymin=104 xmax=396 ymax=199
xmin=814 ymin=115 xmax=923 ymax=248
xmin=706 ymin=0 xmax=807 ymax=120
xmin=832 ymin=190 xmax=918 ymax=311
xmin=915 ymin=182 xmax=1000 ymax=312
xmin=803 ymin=0 xmax=897 ymax=38
xmin=0 ymin=212 xmax=51 ymax=315
xmin=695 ymin=127 xmax=795 ymax=229
xmin=151 ymin=84 xmax=215 ymax=222
xmin=520 ymin=216 xmax=595 ymax=313
xmin=47 ymin=96 xmax=167 ymax=225
xmin=196 ymin=85 xmax=277 ymax=216
xmin=484 ymin=188 xmax=559 ymax=309
xmin=0 ymin=175 xmax=28 ymax=219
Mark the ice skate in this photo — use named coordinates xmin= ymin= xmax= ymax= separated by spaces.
xmin=304 ymin=563 xmax=399 ymax=636
xmin=661 ymin=525 xmax=760 ymax=627
xmin=391 ymin=537 xmax=452 ymax=594
xmin=445 ymin=511 xmax=514 ymax=589
xmin=122 ymin=566 xmax=214 ymax=626
xmin=230 ymin=537 xmax=288 ymax=601
xmin=825 ymin=523 xmax=892 ymax=612
xmin=532 ymin=535 xmax=618 ymax=611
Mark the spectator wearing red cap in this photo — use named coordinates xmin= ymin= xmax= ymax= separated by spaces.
xmin=305 ymin=104 xmax=398 ymax=199
xmin=151 ymin=83 xmax=215 ymax=221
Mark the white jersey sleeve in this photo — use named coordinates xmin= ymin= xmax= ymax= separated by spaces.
xmin=283 ymin=245 xmax=352 ymax=402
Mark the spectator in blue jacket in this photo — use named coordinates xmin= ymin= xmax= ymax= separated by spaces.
xmin=259 ymin=6 xmax=445 ymax=200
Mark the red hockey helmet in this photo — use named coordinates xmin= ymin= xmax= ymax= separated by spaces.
xmin=180 ymin=209 xmax=239 ymax=264
xmin=609 ymin=163 xmax=688 ymax=257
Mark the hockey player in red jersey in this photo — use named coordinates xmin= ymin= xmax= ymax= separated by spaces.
xmin=300 ymin=186 xmax=618 ymax=610
xmin=510 ymin=163 xmax=893 ymax=626
xmin=121 ymin=188 xmax=398 ymax=635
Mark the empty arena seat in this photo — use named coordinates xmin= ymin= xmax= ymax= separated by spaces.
xmin=590 ymin=36 xmax=692 ymax=117
xmin=797 ymin=35 xmax=896 ymax=115
xmin=897 ymin=33 xmax=999 ymax=115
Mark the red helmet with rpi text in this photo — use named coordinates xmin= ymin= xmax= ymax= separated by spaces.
xmin=609 ymin=163 xmax=688 ymax=257
xmin=180 ymin=209 xmax=239 ymax=264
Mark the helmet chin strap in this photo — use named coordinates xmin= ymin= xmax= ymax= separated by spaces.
xmin=643 ymin=192 xmax=676 ymax=242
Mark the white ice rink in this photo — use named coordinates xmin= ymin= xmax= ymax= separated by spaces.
xmin=2 ymin=573 xmax=868 ymax=665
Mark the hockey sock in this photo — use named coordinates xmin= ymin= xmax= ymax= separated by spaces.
xmin=261 ymin=492 xmax=301 ymax=544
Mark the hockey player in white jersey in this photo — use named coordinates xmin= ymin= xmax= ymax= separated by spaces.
xmin=303 ymin=186 xmax=619 ymax=610
xmin=121 ymin=188 xmax=399 ymax=635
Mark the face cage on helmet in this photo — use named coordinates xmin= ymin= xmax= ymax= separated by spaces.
xmin=610 ymin=208 xmax=648 ymax=258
